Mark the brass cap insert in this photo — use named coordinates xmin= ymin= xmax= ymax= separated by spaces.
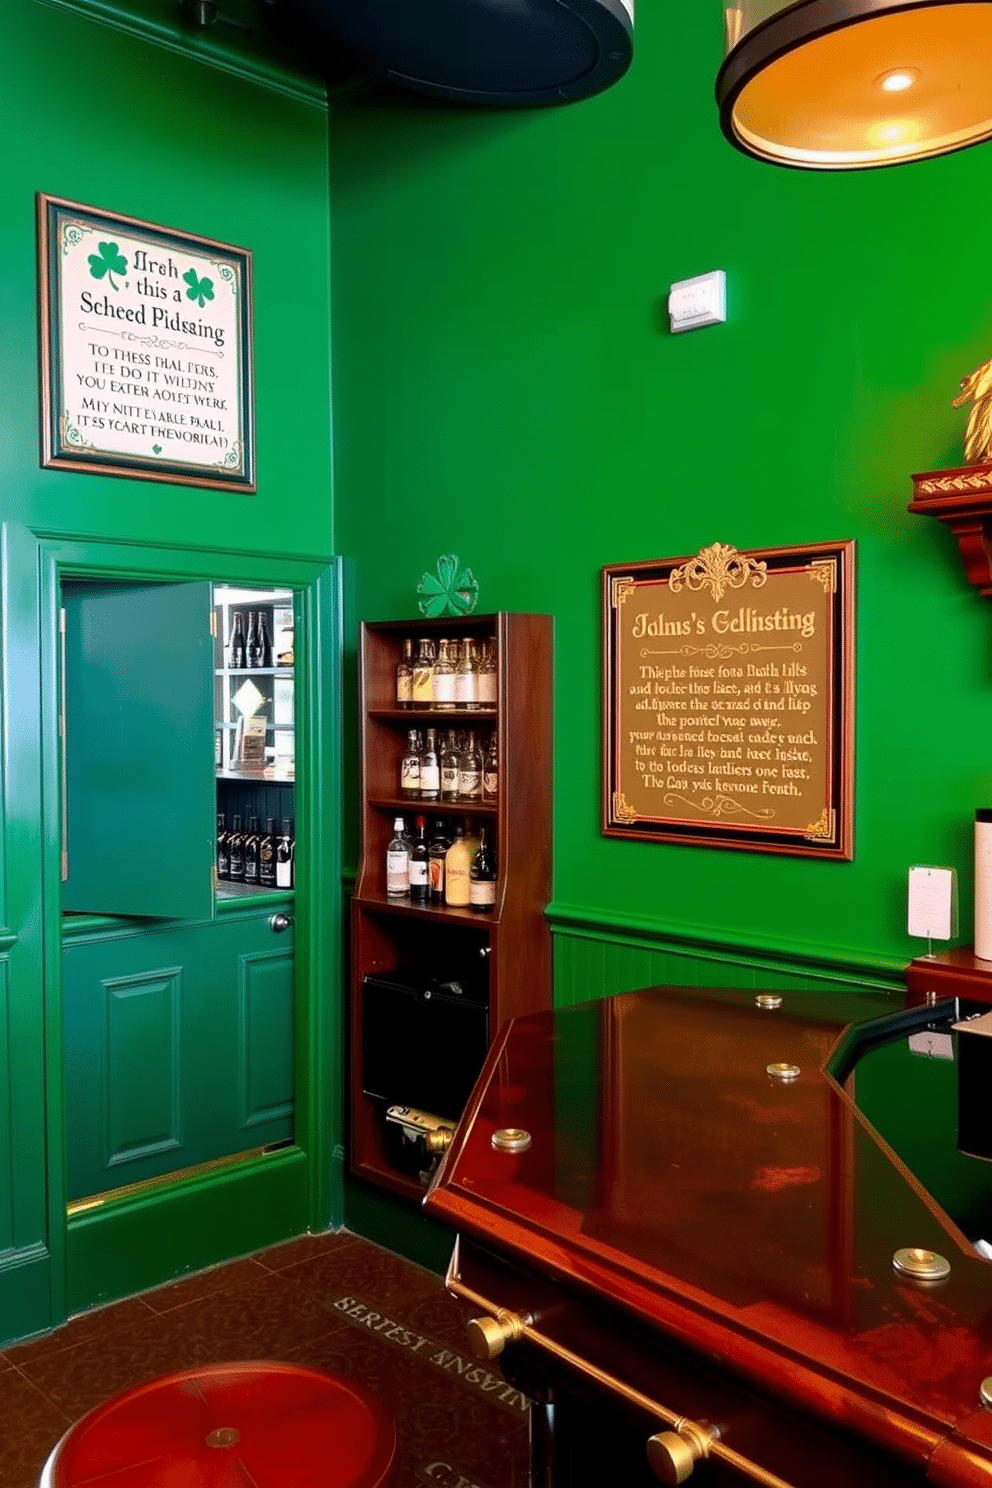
xmin=980 ymin=1376 xmax=992 ymax=1409
xmin=766 ymin=1061 xmax=801 ymax=1081
xmin=466 ymin=1309 xmax=527 ymax=1360
xmin=755 ymin=993 xmax=782 ymax=1009
xmin=892 ymin=1247 xmax=951 ymax=1281
xmin=491 ymin=1127 xmax=532 ymax=1154
xmin=646 ymin=1422 xmax=713 ymax=1485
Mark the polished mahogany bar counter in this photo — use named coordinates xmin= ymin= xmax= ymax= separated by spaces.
xmin=424 ymin=986 xmax=992 ymax=1487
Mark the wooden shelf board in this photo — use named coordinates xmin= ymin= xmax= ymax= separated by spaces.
xmin=353 ymin=890 xmax=497 ymax=926
xmin=369 ymin=708 xmax=496 ymax=723
xmin=371 ymin=796 xmax=496 ymax=817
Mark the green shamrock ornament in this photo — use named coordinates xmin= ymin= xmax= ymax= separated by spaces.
xmin=152 ymin=444 xmax=162 ymax=454
xmin=87 ymin=241 xmax=128 ymax=291
xmin=417 ymin=555 xmax=479 ymax=618
xmin=183 ymin=268 xmax=214 ymax=308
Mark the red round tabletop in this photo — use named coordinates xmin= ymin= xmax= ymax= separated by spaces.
xmin=45 ymin=1360 xmax=396 ymax=1488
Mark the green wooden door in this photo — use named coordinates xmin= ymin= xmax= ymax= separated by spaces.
xmin=62 ymin=581 xmax=215 ymax=919
xmin=63 ymin=909 xmax=294 ymax=1201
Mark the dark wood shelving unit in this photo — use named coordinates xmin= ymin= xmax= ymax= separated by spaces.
xmin=909 ymin=465 xmax=992 ymax=998
xmin=350 ymin=611 xmax=553 ymax=1199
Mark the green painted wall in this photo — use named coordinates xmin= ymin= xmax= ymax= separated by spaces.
xmin=0 ymin=0 xmax=336 ymax=1343
xmin=329 ymin=4 xmax=992 ymax=993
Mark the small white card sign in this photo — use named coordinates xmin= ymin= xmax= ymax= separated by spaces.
xmin=908 ymin=865 xmax=957 ymax=945
xmin=38 ymin=195 xmax=254 ymax=491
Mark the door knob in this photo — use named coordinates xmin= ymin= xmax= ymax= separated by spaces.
xmin=466 ymin=1308 xmax=529 ymax=1360
xmin=269 ymin=912 xmax=293 ymax=933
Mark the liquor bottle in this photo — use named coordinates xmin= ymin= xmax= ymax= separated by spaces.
xmin=440 ymin=729 xmax=460 ymax=801
xmin=428 ymin=817 xmax=450 ymax=904
xmin=419 ymin=727 xmax=440 ymax=801
xmin=412 ymin=638 xmax=435 ymax=709
xmin=276 ymin=819 xmax=295 ymax=889
xmin=444 ymin=818 xmax=479 ymax=907
xmin=244 ymin=816 xmax=260 ymax=885
xmin=228 ymin=815 xmax=245 ymax=882
xmin=246 ymin=611 xmax=262 ymax=668
xmin=229 ymin=612 xmax=246 ymax=669
xmin=470 ymin=826 xmax=497 ymax=913
xmin=216 ymin=812 xmax=229 ymax=881
xmin=408 ymin=815 xmax=429 ymax=905
xmin=258 ymin=613 xmax=272 ymax=668
xmin=259 ymin=816 xmax=277 ymax=888
xmin=400 ymin=729 xmax=422 ymax=798
xmin=432 ymin=638 xmax=457 ymax=710
xmin=478 ymin=639 xmax=498 ymax=707
xmin=396 ymin=639 xmax=413 ymax=709
xmin=454 ymin=638 xmax=478 ymax=709
xmin=457 ymin=729 xmax=482 ymax=801
xmin=482 ymin=732 xmax=499 ymax=803
xmin=386 ymin=816 xmax=409 ymax=898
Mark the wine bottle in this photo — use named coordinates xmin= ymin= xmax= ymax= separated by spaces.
xmin=259 ymin=816 xmax=277 ymax=888
xmin=408 ymin=814 xmax=429 ymax=905
xmin=244 ymin=816 xmax=260 ymax=885
xmin=246 ymin=611 xmax=261 ymax=668
xmin=386 ymin=816 xmax=409 ymax=898
xmin=428 ymin=816 xmax=450 ymax=904
xmin=276 ymin=819 xmax=294 ymax=889
xmin=396 ymin=638 xmax=413 ymax=709
xmin=229 ymin=612 xmax=246 ymax=669
xmin=470 ymin=825 xmax=497 ymax=912
xmin=419 ymin=727 xmax=440 ymax=801
xmin=457 ymin=729 xmax=482 ymax=801
xmin=228 ymin=815 xmax=245 ymax=882
xmin=216 ymin=812 xmax=229 ymax=881
xmin=400 ymin=729 xmax=422 ymax=798
xmin=258 ymin=612 xmax=272 ymax=668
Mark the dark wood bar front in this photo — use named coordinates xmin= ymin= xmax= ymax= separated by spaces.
xmin=424 ymin=986 xmax=992 ymax=1487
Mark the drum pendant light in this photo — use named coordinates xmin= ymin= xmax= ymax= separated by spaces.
xmin=716 ymin=1 xmax=992 ymax=169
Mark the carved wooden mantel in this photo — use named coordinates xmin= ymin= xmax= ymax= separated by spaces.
xmin=910 ymin=460 xmax=992 ymax=594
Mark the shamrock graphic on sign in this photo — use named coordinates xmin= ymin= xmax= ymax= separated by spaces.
xmin=183 ymin=268 xmax=214 ymax=308
xmin=88 ymin=241 xmax=128 ymax=291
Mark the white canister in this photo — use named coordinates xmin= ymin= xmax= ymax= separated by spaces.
xmin=976 ymin=809 xmax=992 ymax=960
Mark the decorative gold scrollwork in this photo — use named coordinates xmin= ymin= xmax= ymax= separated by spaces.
xmin=669 ymin=543 xmax=767 ymax=603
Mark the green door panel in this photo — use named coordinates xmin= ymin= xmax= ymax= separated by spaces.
xmin=62 ymin=581 xmax=214 ymax=919
xmin=63 ymin=909 xmax=294 ymax=1201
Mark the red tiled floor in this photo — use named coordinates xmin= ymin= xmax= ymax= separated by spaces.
xmin=0 ymin=1232 xmax=529 ymax=1488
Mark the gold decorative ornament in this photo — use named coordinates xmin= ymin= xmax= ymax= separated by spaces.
xmin=953 ymin=357 xmax=992 ymax=465
xmin=892 ymin=1247 xmax=951 ymax=1281
xmin=804 ymin=807 xmax=834 ymax=840
xmin=669 ymin=542 xmax=768 ymax=603
xmin=639 ymin=641 xmax=803 ymax=662
xmin=767 ymin=1061 xmax=801 ymax=1080
xmin=663 ymin=791 xmax=775 ymax=821
xmin=612 ymin=577 xmax=637 ymax=607
xmin=491 ymin=1127 xmax=532 ymax=1153
xmin=755 ymin=993 xmax=782 ymax=1009
xmin=613 ymin=791 xmax=640 ymax=822
xmin=808 ymin=561 xmax=836 ymax=593
xmin=917 ymin=471 xmax=992 ymax=495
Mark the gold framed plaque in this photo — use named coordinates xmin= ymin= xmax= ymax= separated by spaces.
xmin=602 ymin=540 xmax=854 ymax=859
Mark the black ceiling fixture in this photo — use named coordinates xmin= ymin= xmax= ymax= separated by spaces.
xmin=270 ymin=0 xmax=634 ymax=106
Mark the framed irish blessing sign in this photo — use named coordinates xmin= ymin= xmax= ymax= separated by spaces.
xmin=603 ymin=540 xmax=855 ymax=859
xmin=38 ymin=195 xmax=254 ymax=490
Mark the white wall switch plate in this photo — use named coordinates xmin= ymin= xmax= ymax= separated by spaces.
xmin=668 ymin=270 xmax=726 ymax=334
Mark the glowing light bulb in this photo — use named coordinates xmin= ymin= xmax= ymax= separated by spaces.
xmin=878 ymin=68 xmax=919 ymax=93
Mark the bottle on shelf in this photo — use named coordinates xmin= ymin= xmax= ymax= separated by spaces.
xmin=412 ymin=638 xmax=435 ymax=709
xmin=482 ymin=732 xmax=499 ymax=803
xmin=428 ymin=817 xmax=451 ymax=904
xmin=454 ymin=638 xmax=478 ymax=710
xmin=396 ymin=638 xmax=414 ymax=709
xmin=244 ymin=816 xmax=260 ymax=885
xmin=400 ymin=729 xmax=422 ymax=798
xmin=386 ymin=816 xmax=410 ymax=898
xmin=419 ymin=727 xmax=440 ymax=801
xmin=432 ymin=638 xmax=457 ymax=710
xmin=228 ymin=815 xmax=245 ymax=883
xmin=216 ymin=813 xmax=229 ymax=881
xmin=440 ymin=729 xmax=460 ymax=802
xmin=246 ymin=611 xmax=261 ymax=668
xmin=444 ymin=817 xmax=479 ymax=907
xmin=478 ymin=638 xmax=497 ymax=707
xmin=408 ymin=815 xmax=429 ymax=905
xmin=457 ymin=729 xmax=482 ymax=802
xmin=259 ymin=816 xmax=277 ymax=888
xmin=229 ymin=612 xmax=246 ymax=669
xmin=470 ymin=826 xmax=497 ymax=913
xmin=258 ymin=612 xmax=272 ymax=668
xmin=276 ymin=819 xmax=295 ymax=889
